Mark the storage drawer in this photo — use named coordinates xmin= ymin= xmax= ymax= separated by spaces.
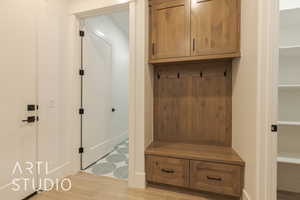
xmin=146 ymin=155 xmax=189 ymax=187
xmin=190 ymin=160 xmax=243 ymax=197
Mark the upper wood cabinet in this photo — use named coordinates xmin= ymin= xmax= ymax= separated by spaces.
xmin=149 ymin=0 xmax=240 ymax=64
xmin=150 ymin=0 xmax=190 ymax=59
xmin=191 ymin=0 xmax=240 ymax=56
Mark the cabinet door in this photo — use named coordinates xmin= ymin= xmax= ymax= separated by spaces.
xmin=151 ymin=0 xmax=190 ymax=59
xmin=191 ymin=0 xmax=240 ymax=56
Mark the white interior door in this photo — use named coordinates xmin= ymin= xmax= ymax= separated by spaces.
xmin=0 ymin=0 xmax=38 ymax=199
xmin=82 ymin=28 xmax=113 ymax=169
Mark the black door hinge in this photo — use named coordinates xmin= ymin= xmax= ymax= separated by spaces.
xmin=271 ymin=124 xmax=278 ymax=132
xmin=27 ymin=104 xmax=36 ymax=111
xmin=79 ymin=108 xmax=84 ymax=115
xmin=79 ymin=147 xmax=84 ymax=154
xmin=79 ymin=30 xmax=85 ymax=37
xmin=79 ymin=69 xmax=84 ymax=76
xmin=36 ymin=116 xmax=39 ymax=122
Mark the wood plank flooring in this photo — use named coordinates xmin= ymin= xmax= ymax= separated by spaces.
xmin=31 ymin=172 xmax=237 ymax=200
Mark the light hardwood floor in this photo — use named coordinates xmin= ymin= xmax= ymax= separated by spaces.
xmin=31 ymin=172 xmax=238 ymax=200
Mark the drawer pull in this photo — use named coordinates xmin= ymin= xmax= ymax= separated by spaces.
xmin=197 ymin=0 xmax=212 ymax=3
xmin=161 ymin=168 xmax=175 ymax=174
xmin=207 ymin=176 xmax=222 ymax=181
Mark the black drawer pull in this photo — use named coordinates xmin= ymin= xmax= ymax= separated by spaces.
xmin=197 ymin=0 xmax=212 ymax=3
xmin=207 ymin=176 xmax=222 ymax=181
xmin=161 ymin=169 xmax=175 ymax=174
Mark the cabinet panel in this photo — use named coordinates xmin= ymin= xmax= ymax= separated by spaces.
xmin=191 ymin=0 xmax=240 ymax=56
xmin=151 ymin=0 xmax=190 ymax=59
xmin=154 ymin=62 xmax=232 ymax=146
xmin=190 ymin=160 xmax=242 ymax=197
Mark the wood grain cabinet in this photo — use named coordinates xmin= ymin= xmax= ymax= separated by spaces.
xmin=150 ymin=0 xmax=190 ymax=60
xmin=146 ymin=155 xmax=189 ymax=187
xmin=190 ymin=161 xmax=243 ymax=197
xmin=191 ymin=0 xmax=240 ymax=56
xmin=149 ymin=0 xmax=240 ymax=64
xmin=145 ymin=61 xmax=245 ymax=197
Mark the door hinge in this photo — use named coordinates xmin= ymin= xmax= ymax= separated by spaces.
xmin=79 ymin=30 xmax=85 ymax=37
xmin=79 ymin=69 xmax=84 ymax=76
xmin=271 ymin=124 xmax=278 ymax=132
xmin=27 ymin=104 xmax=36 ymax=111
xmin=78 ymin=147 xmax=84 ymax=154
xmin=79 ymin=108 xmax=84 ymax=115
xmin=36 ymin=116 xmax=39 ymax=122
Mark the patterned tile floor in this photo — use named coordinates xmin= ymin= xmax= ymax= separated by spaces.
xmin=84 ymin=140 xmax=128 ymax=180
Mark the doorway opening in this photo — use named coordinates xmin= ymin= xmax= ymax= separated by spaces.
xmin=79 ymin=8 xmax=129 ymax=180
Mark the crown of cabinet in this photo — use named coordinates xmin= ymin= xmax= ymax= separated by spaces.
xmin=149 ymin=0 xmax=241 ymax=64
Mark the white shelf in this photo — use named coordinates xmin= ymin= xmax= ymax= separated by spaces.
xmin=278 ymin=121 xmax=300 ymax=126
xmin=278 ymin=153 xmax=300 ymax=165
xmin=278 ymin=84 xmax=300 ymax=89
xmin=280 ymin=46 xmax=300 ymax=56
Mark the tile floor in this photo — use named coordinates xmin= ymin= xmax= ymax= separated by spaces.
xmin=84 ymin=140 xmax=129 ymax=180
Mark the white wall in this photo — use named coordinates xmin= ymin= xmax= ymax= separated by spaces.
xmin=37 ymin=0 xmax=74 ymax=181
xmin=232 ymin=0 xmax=259 ymax=199
xmin=280 ymin=0 xmax=300 ymax=10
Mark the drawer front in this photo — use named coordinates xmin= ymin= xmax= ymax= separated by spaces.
xmin=190 ymin=161 xmax=242 ymax=197
xmin=146 ymin=155 xmax=189 ymax=187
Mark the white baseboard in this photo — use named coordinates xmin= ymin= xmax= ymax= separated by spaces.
xmin=243 ymin=189 xmax=251 ymax=200
xmin=40 ymin=162 xmax=72 ymax=185
xmin=128 ymin=171 xmax=146 ymax=189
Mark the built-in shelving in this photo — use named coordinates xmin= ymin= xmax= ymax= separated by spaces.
xmin=280 ymin=8 xmax=300 ymax=47
xmin=278 ymin=84 xmax=300 ymax=91
xmin=278 ymin=0 xmax=300 ymax=194
xmin=278 ymin=121 xmax=300 ymax=126
xmin=279 ymin=46 xmax=300 ymax=56
xmin=278 ymin=152 xmax=300 ymax=165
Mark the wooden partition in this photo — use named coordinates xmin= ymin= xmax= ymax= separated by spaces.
xmin=154 ymin=60 xmax=232 ymax=146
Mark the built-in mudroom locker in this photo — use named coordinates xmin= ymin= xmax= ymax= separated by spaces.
xmin=145 ymin=0 xmax=245 ymax=198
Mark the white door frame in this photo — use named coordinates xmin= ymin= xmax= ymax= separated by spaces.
xmin=257 ymin=0 xmax=279 ymax=199
xmin=68 ymin=0 xmax=146 ymax=188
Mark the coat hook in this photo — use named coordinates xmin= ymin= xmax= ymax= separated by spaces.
xmin=157 ymin=72 xmax=160 ymax=79
xmin=177 ymin=72 xmax=180 ymax=79
xmin=200 ymin=72 xmax=203 ymax=78
xmin=224 ymin=70 xmax=227 ymax=77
